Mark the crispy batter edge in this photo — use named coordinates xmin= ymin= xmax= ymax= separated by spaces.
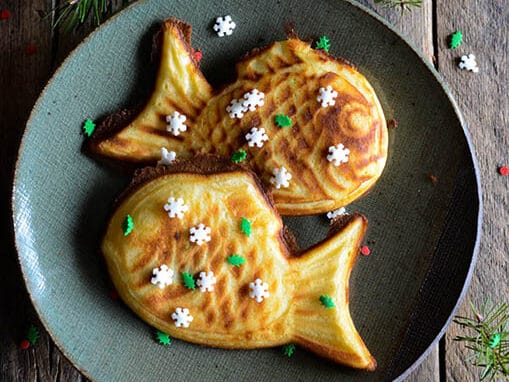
xmin=106 ymin=155 xmax=296 ymax=257
xmin=85 ymin=18 xmax=202 ymax=159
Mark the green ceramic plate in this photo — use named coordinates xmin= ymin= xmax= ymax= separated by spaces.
xmin=13 ymin=0 xmax=481 ymax=380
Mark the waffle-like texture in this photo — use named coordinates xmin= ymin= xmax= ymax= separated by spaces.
xmin=102 ymin=158 xmax=375 ymax=370
xmin=88 ymin=18 xmax=387 ymax=215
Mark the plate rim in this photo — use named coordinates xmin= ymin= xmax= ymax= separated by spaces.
xmin=11 ymin=0 xmax=483 ymax=380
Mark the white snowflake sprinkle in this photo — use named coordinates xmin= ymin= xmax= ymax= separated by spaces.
xmin=213 ymin=15 xmax=236 ymax=37
xmin=157 ymin=147 xmax=176 ymax=166
xmin=459 ymin=54 xmax=479 ymax=73
xmin=249 ymin=278 xmax=269 ymax=303
xmin=327 ymin=144 xmax=350 ymax=166
xmin=189 ymin=223 xmax=211 ymax=245
xmin=196 ymin=271 xmax=217 ymax=292
xmin=270 ymin=167 xmax=292 ymax=189
xmin=171 ymin=307 xmax=194 ymax=328
xmin=226 ymin=98 xmax=247 ymax=119
xmin=165 ymin=111 xmax=187 ymax=136
xmin=326 ymin=207 xmax=348 ymax=221
xmin=164 ymin=197 xmax=189 ymax=219
xmin=242 ymin=89 xmax=265 ymax=111
xmin=245 ymin=127 xmax=269 ymax=148
xmin=317 ymin=86 xmax=338 ymax=108
xmin=150 ymin=265 xmax=174 ymax=289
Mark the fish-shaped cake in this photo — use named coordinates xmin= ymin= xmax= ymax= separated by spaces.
xmin=88 ymin=18 xmax=388 ymax=215
xmin=102 ymin=156 xmax=376 ymax=370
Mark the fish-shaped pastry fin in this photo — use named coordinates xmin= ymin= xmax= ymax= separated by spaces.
xmin=101 ymin=157 xmax=375 ymax=370
xmin=87 ymin=18 xmax=213 ymax=164
xmin=291 ymin=215 xmax=375 ymax=370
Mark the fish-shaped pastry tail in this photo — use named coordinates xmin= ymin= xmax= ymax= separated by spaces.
xmin=87 ymin=18 xmax=213 ymax=164
xmin=289 ymin=214 xmax=376 ymax=370
xmin=101 ymin=158 xmax=375 ymax=370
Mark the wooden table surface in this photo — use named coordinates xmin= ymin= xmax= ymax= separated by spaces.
xmin=1 ymin=1 xmax=507 ymax=381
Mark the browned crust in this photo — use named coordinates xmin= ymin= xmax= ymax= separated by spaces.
xmin=163 ymin=17 xmax=201 ymax=67
xmin=327 ymin=212 xmax=367 ymax=238
xmin=116 ymin=155 xmax=263 ymax=205
xmin=284 ymin=21 xmax=299 ymax=39
xmin=281 ymin=225 xmax=300 ymax=255
xmin=316 ymin=48 xmax=356 ymax=70
xmin=237 ymin=33 xmax=355 ymax=81
xmin=86 ymin=107 xmax=141 ymax=149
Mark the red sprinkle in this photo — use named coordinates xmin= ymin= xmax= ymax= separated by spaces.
xmin=110 ymin=290 xmax=119 ymax=300
xmin=26 ymin=44 xmax=37 ymax=55
xmin=20 ymin=339 xmax=30 ymax=350
xmin=360 ymin=245 xmax=371 ymax=256
xmin=428 ymin=173 xmax=438 ymax=184
xmin=387 ymin=119 xmax=398 ymax=129
xmin=499 ymin=166 xmax=509 ymax=176
xmin=193 ymin=50 xmax=203 ymax=63
xmin=0 ymin=9 xmax=11 ymax=20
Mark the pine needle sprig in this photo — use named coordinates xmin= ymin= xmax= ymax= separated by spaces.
xmin=374 ymin=0 xmax=423 ymax=13
xmin=47 ymin=0 xmax=419 ymax=33
xmin=453 ymin=301 xmax=509 ymax=381
xmin=49 ymin=0 xmax=111 ymax=32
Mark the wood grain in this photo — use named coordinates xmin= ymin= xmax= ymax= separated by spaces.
xmin=2 ymin=1 xmax=506 ymax=381
xmin=0 ymin=1 xmax=119 ymax=381
xmin=356 ymin=0 xmax=434 ymax=60
xmin=0 ymin=1 xmax=82 ymax=381
xmin=435 ymin=1 xmax=509 ymax=381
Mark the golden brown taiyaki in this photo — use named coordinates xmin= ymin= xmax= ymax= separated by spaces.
xmin=101 ymin=156 xmax=376 ymax=370
xmin=88 ymin=18 xmax=387 ymax=215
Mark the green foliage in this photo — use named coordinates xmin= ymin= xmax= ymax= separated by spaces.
xmin=274 ymin=114 xmax=292 ymax=128
xmin=51 ymin=0 xmax=110 ymax=31
xmin=155 ymin=330 xmax=171 ymax=346
xmin=315 ymin=36 xmax=330 ymax=53
xmin=449 ymin=31 xmax=463 ymax=49
xmin=454 ymin=301 xmax=509 ymax=381
xmin=227 ymin=254 xmax=246 ymax=267
xmin=52 ymin=0 xmax=419 ymax=34
xmin=282 ymin=343 xmax=296 ymax=357
xmin=231 ymin=149 xmax=247 ymax=164
xmin=374 ymin=0 xmax=423 ymax=12
xmin=319 ymin=295 xmax=336 ymax=308
xmin=82 ymin=119 xmax=96 ymax=137
xmin=181 ymin=272 xmax=196 ymax=290
xmin=27 ymin=324 xmax=39 ymax=345
xmin=122 ymin=214 xmax=134 ymax=236
xmin=489 ymin=333 xmax=501 ymax=349
xmin=240 ymin=218 xmax=252 ymax=237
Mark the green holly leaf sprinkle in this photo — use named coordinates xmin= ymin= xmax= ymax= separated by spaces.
xmin=227 ymin=254 xmax=246 ymax=267
xmin=315 ymin=36 xmax=330 ymax=52
xmin=282 ymin=343 xmax=296 ymax=357
xmin=122 ymin=214 xmax=134 ymax=236
xmin=319 ymin=295 xmax=335 ymax=308
xmin=240 ymin=217 xmax=252 ymax=237
xmin=275 ymin=114 xmax=292 ymax=128
xmin=26 ymin=324 xmax=39 ymax=345
xmin=231 ymin=149 xmax=247 ymax=164
xmin=82 ymin=119 xmax=96 ymax=137
xmin=181 ymin=272 xmax=196 ymax=290
xmin=449 ymin=31 xmax=463 ymax=49
xmin=155 ymin=329 xmax=171 ymax=346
